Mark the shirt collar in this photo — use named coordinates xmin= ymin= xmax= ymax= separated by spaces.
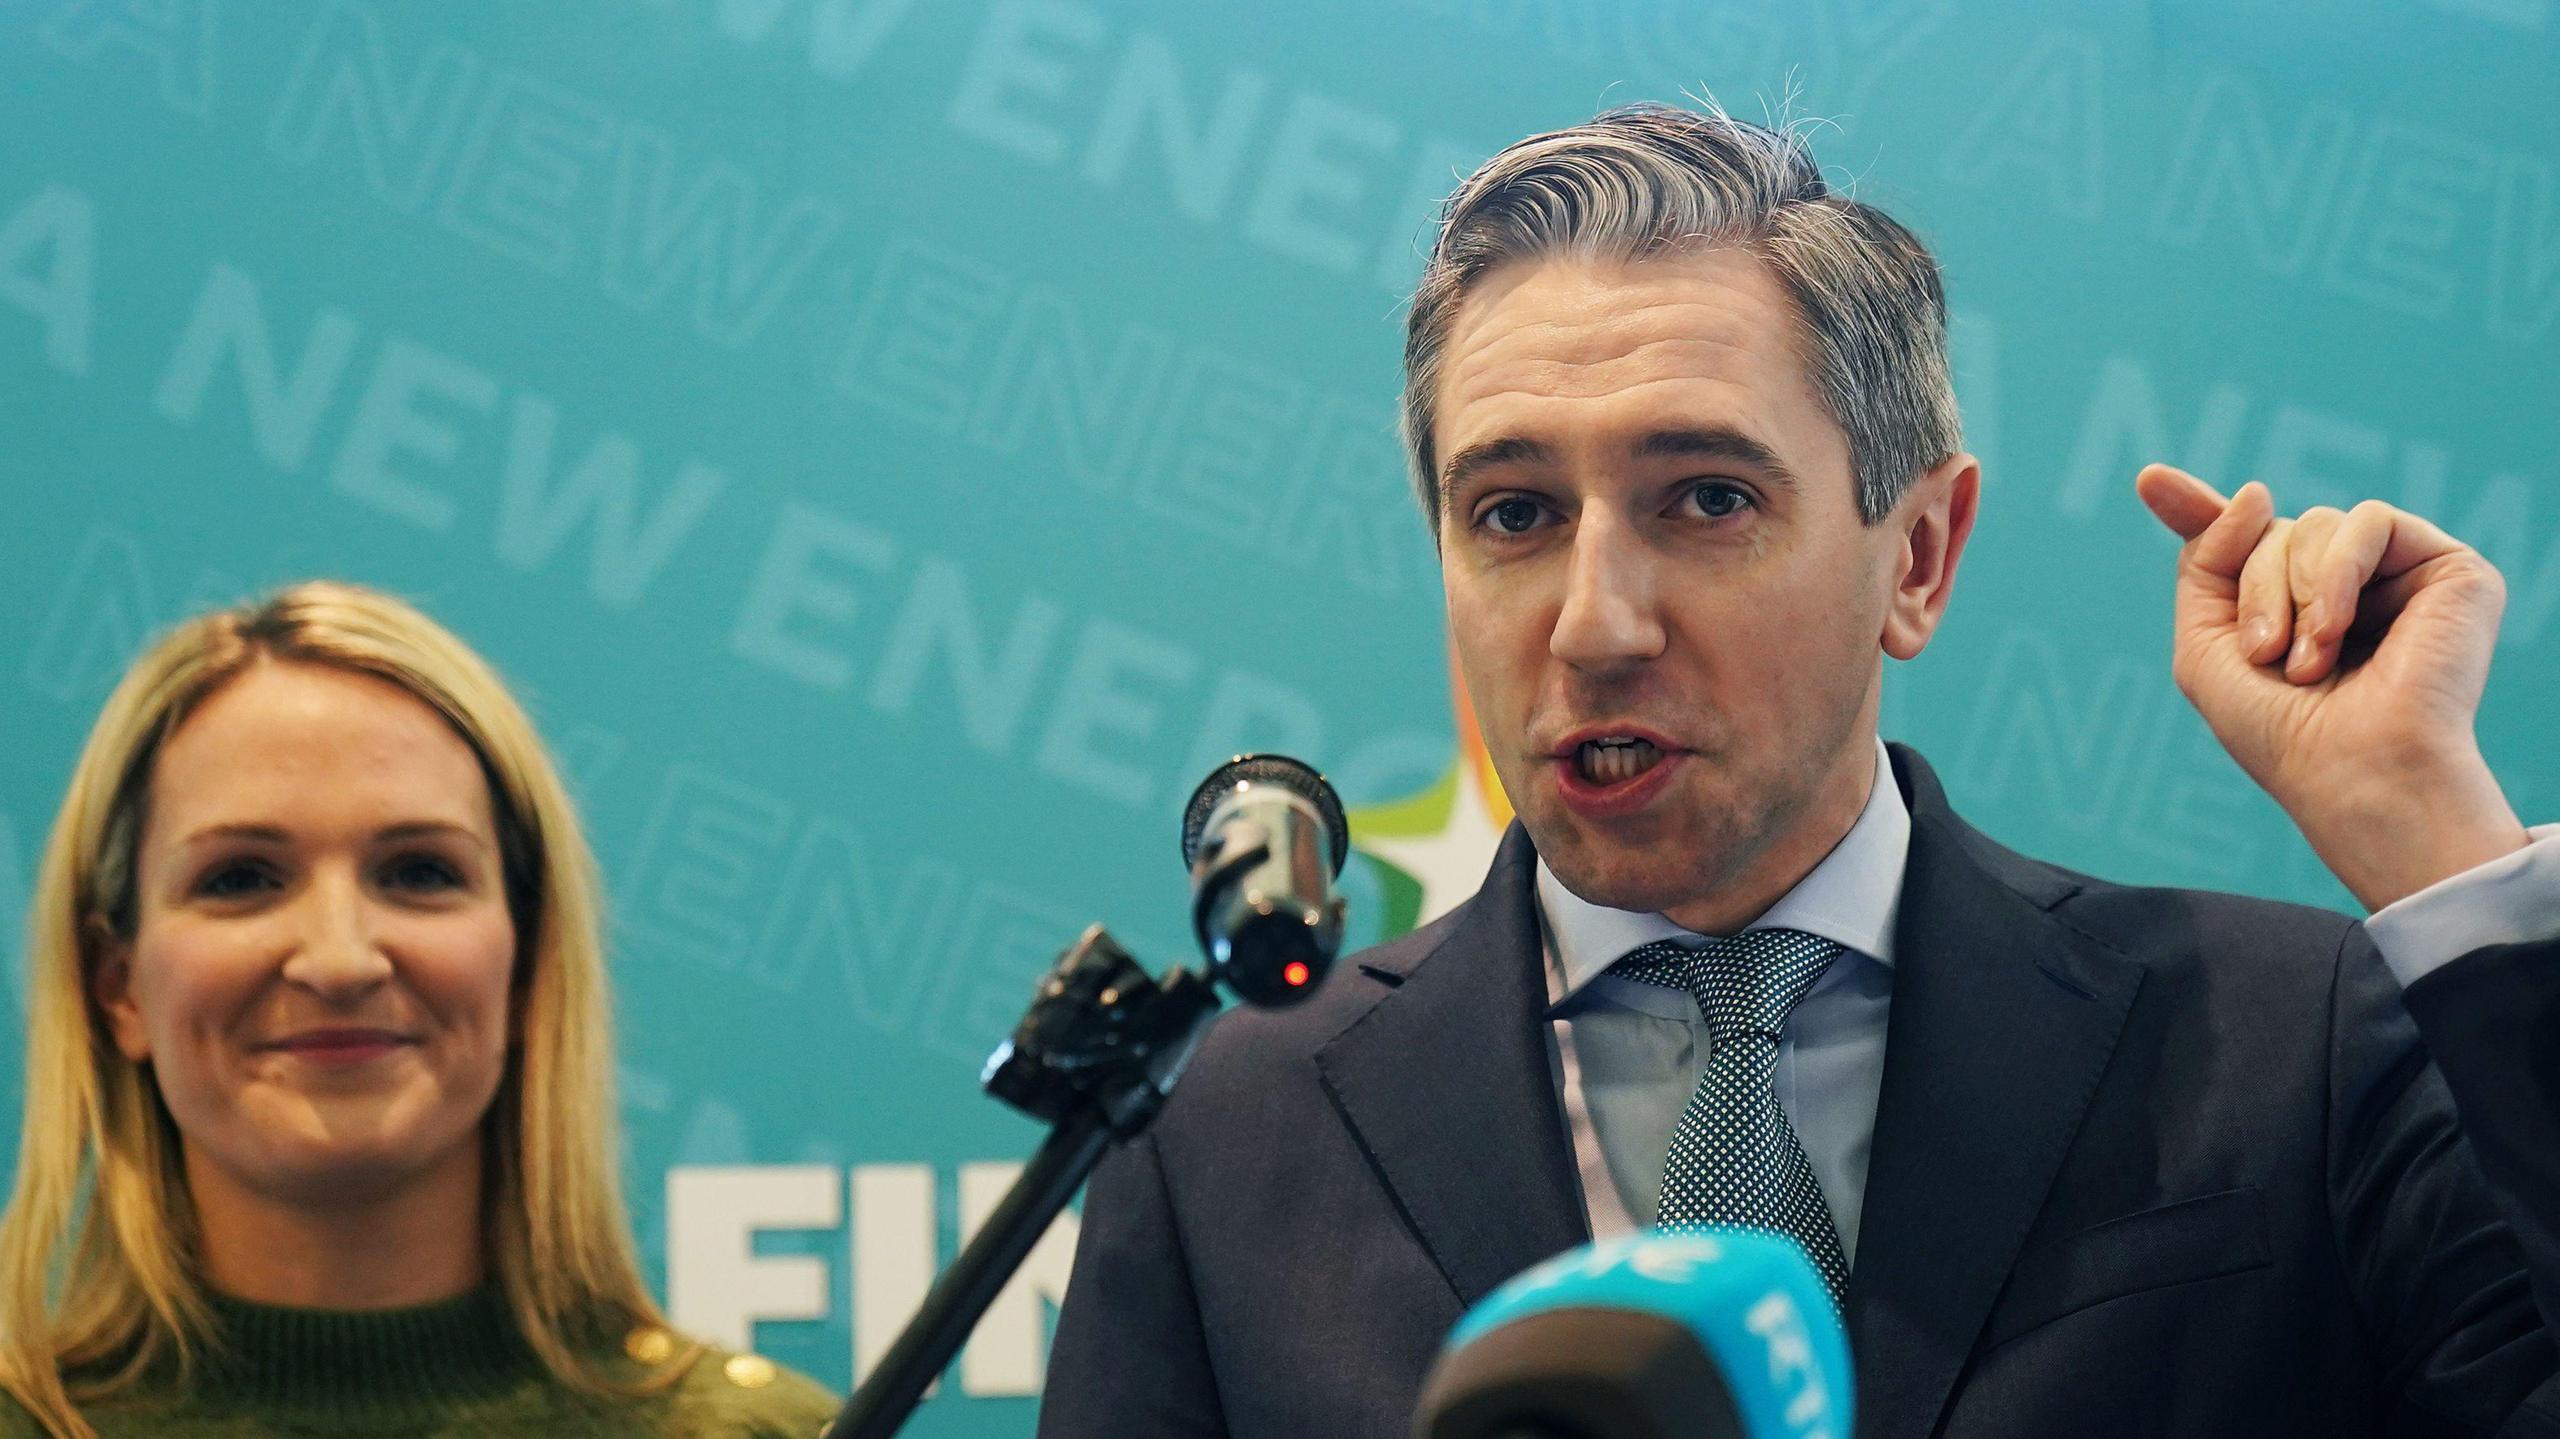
xmin=1536 ymin=737 xmax=1910 ymax=1004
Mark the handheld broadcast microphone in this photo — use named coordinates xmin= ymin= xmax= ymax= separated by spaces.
xmin=1412 ymin=1231 xmax=1851 ymax=1439
xmin=1179 ymin=754 xmax=1348 ymax=1007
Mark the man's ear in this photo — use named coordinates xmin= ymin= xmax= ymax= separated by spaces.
xmin=91 ymin=922 xmax=153 ymax=1063
xmin=1880 ymin=451 xmax=1981 ymax=661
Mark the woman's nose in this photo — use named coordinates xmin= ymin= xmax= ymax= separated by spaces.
xmin=275 ymin=870 xmax=394 ymax=998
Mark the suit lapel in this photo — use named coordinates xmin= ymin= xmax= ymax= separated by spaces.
xmin=1848 ymin=748 xmax=2147 ymax=1437
xmin=1314 ymin=825 xmax=1590 ymax=1306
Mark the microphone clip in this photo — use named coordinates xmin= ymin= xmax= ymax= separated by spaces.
xmin=980 ymin=924 xmax=1222 ymax=1138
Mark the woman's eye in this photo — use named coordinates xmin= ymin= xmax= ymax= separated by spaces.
xmin=1482 ymin=497 xmax=1548 ymax=535
xmin=196 ymin=862 xmax=278 ymax=899
xmin=382 ymin=856 xmax=465 ymax=892
xmin=1689 ymin=482 xmax=1753 ymax=519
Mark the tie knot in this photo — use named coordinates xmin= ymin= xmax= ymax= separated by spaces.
xmin=1611 ymin=929 xmax=1843 ymax=1039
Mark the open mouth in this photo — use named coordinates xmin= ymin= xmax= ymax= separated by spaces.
xmin=1574 ymin=737 xmax=1667 ymax=787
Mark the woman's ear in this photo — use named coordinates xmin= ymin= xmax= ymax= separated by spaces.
xmin=1881 ymin=452 xmax=1981 ymax=661
xmin=90 ymin=920 xmax=154 ymax=1062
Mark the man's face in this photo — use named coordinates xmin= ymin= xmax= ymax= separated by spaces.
xmin=1432 ymin=249 xmax=1961 ymax=931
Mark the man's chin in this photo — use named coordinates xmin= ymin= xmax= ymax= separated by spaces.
xmin=1549 ymin=866 xmax=1700 ymax=917
xmin=1531 ymin=818 xmax=1718 ymax=917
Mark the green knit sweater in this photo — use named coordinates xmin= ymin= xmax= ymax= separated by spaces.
xmin=0 ymin=1288 xmax=841 ymax=1437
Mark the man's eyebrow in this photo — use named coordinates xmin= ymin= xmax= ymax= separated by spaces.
xmin=1633 ymin=427 xmax=1798 ymax=489
xmin=1438 ymin=435 xmax=1554 ymax=505
xmin=1438 ymin=429 xmax=1801 ymax=512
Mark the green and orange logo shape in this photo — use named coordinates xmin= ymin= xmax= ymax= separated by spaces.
xmin=1345 ymin=650 xmax=1515 ymax=940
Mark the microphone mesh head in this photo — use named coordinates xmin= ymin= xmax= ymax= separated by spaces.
xmin=1179 ymin=754 xmax=1349 ymax=876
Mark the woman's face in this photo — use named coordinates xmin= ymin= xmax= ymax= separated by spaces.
xmin=98 ymin=659 xmax=518 ymax=1209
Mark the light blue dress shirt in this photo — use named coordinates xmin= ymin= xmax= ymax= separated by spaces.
xmin=1535 ymin=740 xmax=2560 ymax=1259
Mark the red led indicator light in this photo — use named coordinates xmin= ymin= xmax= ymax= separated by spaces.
xmin=1283 ymin=961 xmax=1311 ymax=988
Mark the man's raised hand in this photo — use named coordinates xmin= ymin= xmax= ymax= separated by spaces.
xmin=2134 ymin=462 xmax=2526 ymax=911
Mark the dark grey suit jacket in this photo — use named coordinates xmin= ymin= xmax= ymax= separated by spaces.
xmin=1040 ymin=746 xmax=2560 ymax=1437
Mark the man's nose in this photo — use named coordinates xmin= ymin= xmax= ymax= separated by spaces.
xmin=1550 ymin=511 xmax=1667 ymax=670
xmin=277 ymin=869 xmax=395 ymax=999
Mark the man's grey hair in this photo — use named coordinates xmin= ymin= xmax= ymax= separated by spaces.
xmin=1401 ymin=101 xmax=1961 ymax=526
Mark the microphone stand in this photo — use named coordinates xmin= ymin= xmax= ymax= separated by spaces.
xmin=825 ymin=924 xmax=1227 ymax=1439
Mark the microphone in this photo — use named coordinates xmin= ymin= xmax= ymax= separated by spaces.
xmin=834 ymin=759 xmax=1357 ymax=1439
xmin=1179 ymin=754 xmax=1348 ymax=1007
xmin=1411 ymin=1231 xmax=1851 ymax=1439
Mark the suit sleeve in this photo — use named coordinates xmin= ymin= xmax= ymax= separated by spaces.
xmin=1038 ymin=1129 xmax=1230 ymax=1439
xmin=2327 ymin=926 xmax=2560 ymax=1436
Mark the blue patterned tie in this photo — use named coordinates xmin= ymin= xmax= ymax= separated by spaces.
xmin=1612 ymin=929 xmax=1851 ymax=1304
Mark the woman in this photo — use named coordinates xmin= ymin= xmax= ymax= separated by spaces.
xmin=0 ymin=582 xmax=840 ymax=1437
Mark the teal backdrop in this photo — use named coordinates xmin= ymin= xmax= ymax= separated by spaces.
xmin=4 ymin=0 xmax=2556 ymax=1431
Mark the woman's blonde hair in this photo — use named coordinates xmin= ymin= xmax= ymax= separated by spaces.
xmin=0 ymin=581 xmax=676 ymax=1436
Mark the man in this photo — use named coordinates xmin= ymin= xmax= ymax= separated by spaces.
xmin=1040 ymin=104 xmax=2560 ymax=1437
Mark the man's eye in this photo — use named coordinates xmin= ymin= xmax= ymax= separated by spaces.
xmin=1689 ymin=482 xmax=1753 ymax=519
xmin=196 ymin=862 xmax=279 ymax=899
xmin=383 ymin=856 xmax=465 ymax=892
xmin=1482 ymin=497 xmax=1548 ymax=535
